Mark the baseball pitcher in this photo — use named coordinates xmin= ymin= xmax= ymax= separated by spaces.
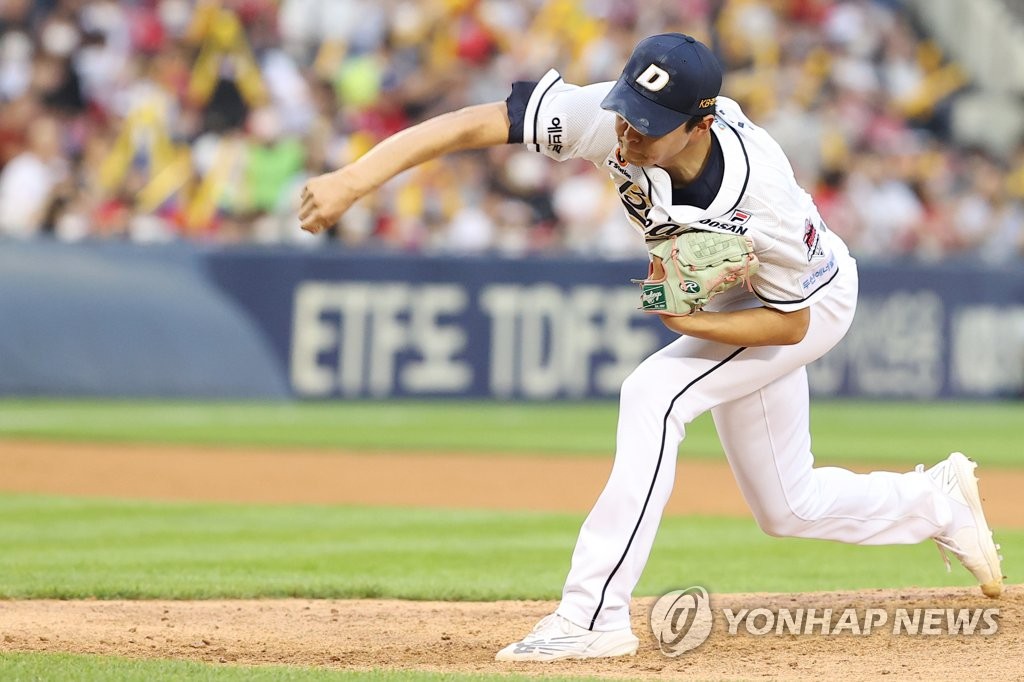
xmin=299 ymin=33 xmax=1003 ymax=661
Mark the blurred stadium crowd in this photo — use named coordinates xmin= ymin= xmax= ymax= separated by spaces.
xmin=1 ymin=0 xmax=1023 ymax=261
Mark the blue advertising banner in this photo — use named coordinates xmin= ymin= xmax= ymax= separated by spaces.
xmin=204 ymin=250 xmax=659 ymax=399
xmin=2 ymin=241 xmax=1022 ymax=399
xmin=0 ymin=241 xmax=288 ymax=398
xmin=204 ymin=248 xmax=1024 ymax=400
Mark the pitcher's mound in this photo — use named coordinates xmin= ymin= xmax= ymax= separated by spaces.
xmin=1 ymin=586 xmax=1019 ymax=679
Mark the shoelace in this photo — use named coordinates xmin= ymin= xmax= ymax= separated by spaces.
xmin=932 ymin=537 xmax=959 ymax=573
xmin=530 ymin=614 xmax=554 ymax=633
xmin=531 ymin=614 xmax=572 ymax=636
xmin=932 ymin=535 xmax=1004 ymax=573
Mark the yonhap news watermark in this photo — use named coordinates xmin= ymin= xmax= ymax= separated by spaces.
xmin=649 ymin=586 xmax=999 ymax=657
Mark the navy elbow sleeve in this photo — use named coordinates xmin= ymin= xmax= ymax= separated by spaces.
xmin=505 ymin=81 xmax=537 ymax=144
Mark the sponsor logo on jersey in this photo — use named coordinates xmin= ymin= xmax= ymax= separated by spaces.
xmin=730 ymin=209 xmax=751 ymax=224
xmin=546 ymin=116 xmax=564 ymax=154
xmin=803 ymin=218 xmax=824 ymax=262
xmin=801 ymin=252 xmax=836 ymax=292
xmin=696 ymin=217 xmax=748 ymax=235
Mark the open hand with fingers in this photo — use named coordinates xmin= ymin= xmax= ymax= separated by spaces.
xmin=298 ymin=169 xmax=363 ymax=234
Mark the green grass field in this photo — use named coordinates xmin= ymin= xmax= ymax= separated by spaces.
xmin=0 ymin=399 xmax=1021 ymax=466
xmin=0 ymin=653 xmax=607 ymax=682
xmin=1 ymin=399 xmax=1020 ymax=680
xmin=5 ymin=494 xmax=1015 ymax=601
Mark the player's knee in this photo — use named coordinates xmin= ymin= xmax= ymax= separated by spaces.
xmin=754 ymin=507 xmax=811 ymax=538
xmin=618 ymin=364 xmax=655 ymax=406
xmin=619 ymin=362 xmax=706 ymax=428
xmin=620 ymin=356 xmax=690 ymax=399
xmin=754 ymin=512 xmax=787 ymax=537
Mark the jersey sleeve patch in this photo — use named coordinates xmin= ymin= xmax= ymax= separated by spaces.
xmin=522 ymin=69 xmax=564 ymax=152
xmin=507 ymin=70 xmax=617 ymax=165
xmin=505 ymin=81 xmax=538 ymax=144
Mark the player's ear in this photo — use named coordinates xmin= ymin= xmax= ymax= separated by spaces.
xmin=694 ymin=115 xmax=715 ymax=133
xmin=683 ymin=114 xmax=714 ymax=137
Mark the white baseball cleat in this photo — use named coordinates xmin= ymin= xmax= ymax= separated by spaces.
xmin=495 ymin=613 xmax=639 ymax=661
xmin=918 ymin=452 xmax=1004 ymax=598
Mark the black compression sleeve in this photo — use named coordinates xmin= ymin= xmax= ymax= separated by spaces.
xmin=505 ymin=81 xmax=538 ymax=144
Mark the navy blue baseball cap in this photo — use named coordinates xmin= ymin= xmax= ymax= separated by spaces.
xmin=601 ymin=33 xmax=723 ymax=137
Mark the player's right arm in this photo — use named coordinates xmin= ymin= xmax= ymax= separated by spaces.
xmin=299 ymin=102 xmax=511 ymax=234
xmin=300 ymin=70 xmax=615 ymax=234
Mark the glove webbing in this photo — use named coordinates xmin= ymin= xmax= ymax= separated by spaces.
xmin=666 ymin=240 xmax=756 ymax=298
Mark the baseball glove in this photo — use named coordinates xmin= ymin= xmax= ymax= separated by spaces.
xmin=634 ymin=231 xmax=760 ymax=316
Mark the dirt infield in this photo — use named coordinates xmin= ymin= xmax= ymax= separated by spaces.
xmin=2 ymin=440 xmax=1023 ymax=526
xmin=1 ymin=439 xmax=1021 ymax=678
xmin=2 ymin=590 xmax=1020 ymax=679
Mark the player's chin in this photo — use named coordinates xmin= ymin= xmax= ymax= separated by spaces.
xmin=619 ymin=147 xmax=645 ymax=165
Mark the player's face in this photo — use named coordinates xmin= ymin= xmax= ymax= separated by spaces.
xmin=614 ymin=115 xmax=705 ymax=167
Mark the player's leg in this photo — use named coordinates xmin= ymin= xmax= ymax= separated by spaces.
xmin=494 ymin=338 xmax=741 ymax=664
xmin=712 ymin=369 xmax=1003 ymax=596
xmin=495 ymin=336 xmax=753 ymax=661
xmin=549 ymin=271 xmax=862 ymax=637
xmin=712 ymin=367 xmax=950 ymax=543
xmin=496 ymin=269 xmax=861 ymax=660
xmin=552 ymin=338 xmax=750 ymax=636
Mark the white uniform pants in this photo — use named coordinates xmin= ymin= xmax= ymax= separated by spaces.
xmin=558 ymin=261 xmax=954 ymax=631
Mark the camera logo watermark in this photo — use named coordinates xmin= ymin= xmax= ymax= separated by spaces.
xmin=649 ymin=586 xmax=999 ymax=657
xmin=649 ymin=586 xmax=714 ymax=656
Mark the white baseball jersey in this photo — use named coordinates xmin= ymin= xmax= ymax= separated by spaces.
xmin=501 ymin=71 xmax=963 ymax=637
xmin=511 ymin=69 xmax=851 ymax=312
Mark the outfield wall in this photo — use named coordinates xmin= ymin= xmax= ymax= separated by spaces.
xmin=0 ymin=242 xmax=289 ymax=399
xmin=2 ymin=240 xmax=1022 ymax=399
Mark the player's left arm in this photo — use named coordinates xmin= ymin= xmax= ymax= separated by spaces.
xmin=660 ymin=306 xmax=810 ymax=346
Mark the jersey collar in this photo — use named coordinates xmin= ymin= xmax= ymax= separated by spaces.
xmin=644 ymin=119 xmax=750 ymax=224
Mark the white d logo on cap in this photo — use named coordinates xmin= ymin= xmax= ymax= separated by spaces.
xmin=636 ymin=64 xmax=670 ymax=92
